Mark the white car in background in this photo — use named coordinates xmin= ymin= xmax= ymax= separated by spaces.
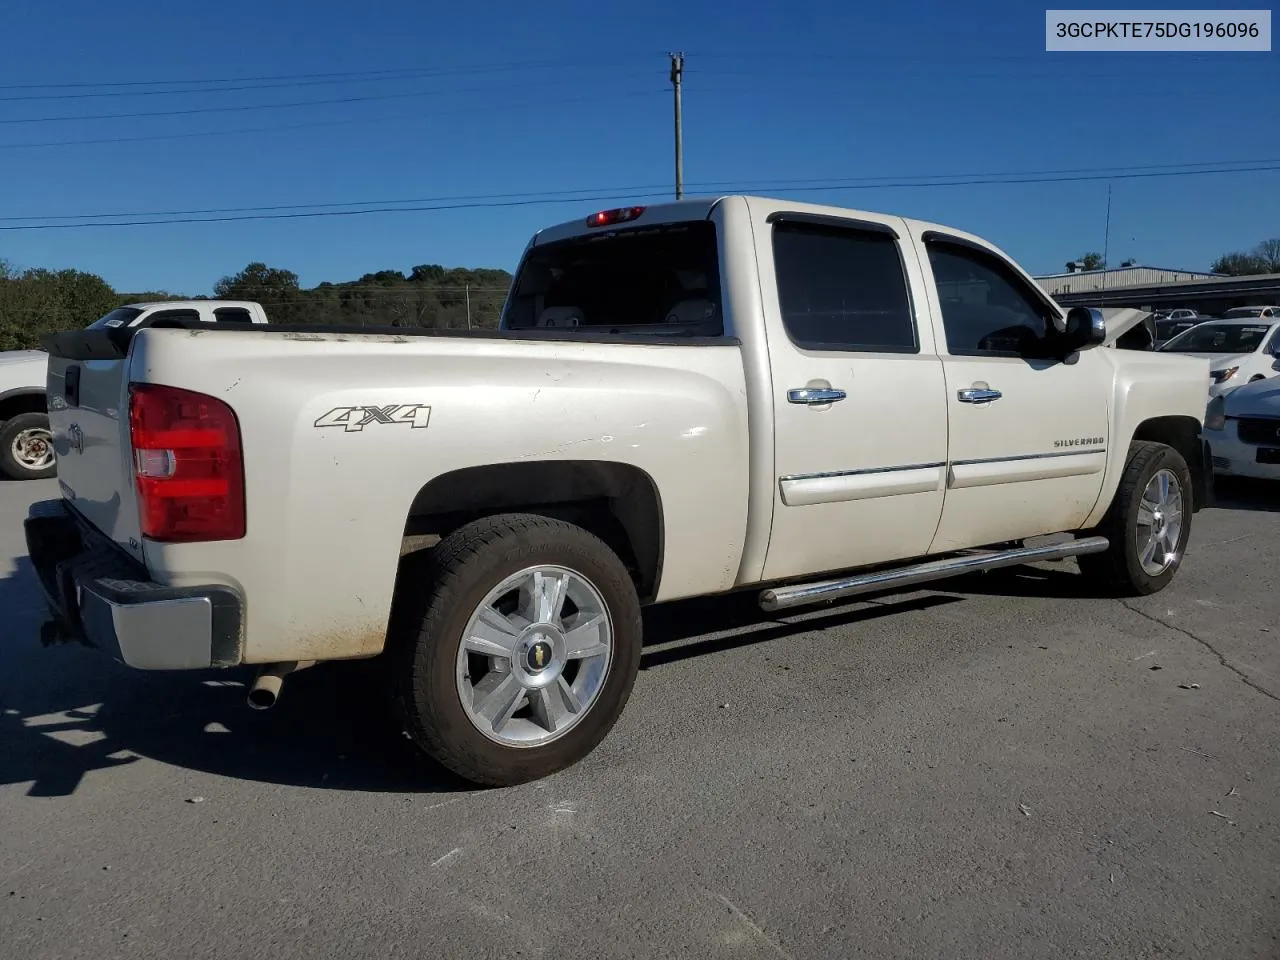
xmin=1205 ymin=374 xmax=1280 ymax=479
xmin=0 ymin=350 xmax=55 ymax=480
xmin=0 ymin=300 xmax=270 ymax=480
xmin=1158 ymin=317 xmax=1280 ymax=397
xmin=1221 ymin=305 xmax=1280 ymax=320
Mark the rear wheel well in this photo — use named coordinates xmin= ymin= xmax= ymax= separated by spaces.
xmin=1131 ymin=416 xmax=1206 ymax=510
xmin=0 ymin=391 xmax=47 ymax=421
xmin=402 ymin=460 xmax=664 ymax=602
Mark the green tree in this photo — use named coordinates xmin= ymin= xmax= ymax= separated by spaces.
xmin=1211 ymin=251 xmax=1271 ymax=276
xmin=1079 ymin=252 xmax=1106 ymax=270
xmin=214 ymin=262 xmax=304 ymax=322
xmin=1256 ymin=238 xmax=1280 ymax=272
xmin=1211 ymin=236 xmax=1280 ymax=276
xmin=0 ymin=266 xmax=119 ymax=351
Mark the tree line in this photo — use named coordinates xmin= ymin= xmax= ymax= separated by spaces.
xmin=1068 ymin=235 xmax=1280 ymax=276
xmin=0 ymin=258 xmax=512 ymax=351
xmin=5 ymin=234 xmax=1278 ymax=353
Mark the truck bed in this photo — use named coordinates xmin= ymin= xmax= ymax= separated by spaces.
xmin=42 ymin=320 xmax=738 ymax=361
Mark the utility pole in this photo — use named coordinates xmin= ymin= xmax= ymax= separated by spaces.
xmin=1100 ymin=182 xmax=1113 ymax=304
xmin=669 ymin=51 xmax=684 ymax=200
xmin=465 ymin=283 xmax=472 ymax=330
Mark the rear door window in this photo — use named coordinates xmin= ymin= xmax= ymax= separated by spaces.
xmin=771 ymin=218 xmax=917 ymax=352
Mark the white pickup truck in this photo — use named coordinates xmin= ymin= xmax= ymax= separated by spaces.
xmin=25 ymin=197 xmax=1212 ymax=786
xmin=0 ymin=300 xmax=268 ymax=481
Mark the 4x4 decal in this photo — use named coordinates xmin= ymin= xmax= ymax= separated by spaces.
xmin=314 ymin=404 xmax=432 ymax=433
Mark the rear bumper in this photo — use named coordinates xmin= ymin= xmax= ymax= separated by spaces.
xmin=23 ymin=500 xmax=243 ymax=669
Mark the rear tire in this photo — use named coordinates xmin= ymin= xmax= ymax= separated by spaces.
xmin=0 ymin=412 xmax=56 ymax=481
xmin=1077 ymin=441 xmax=1193 ymax=596
xmin=388 ymin=513 xmax=643 ymax=787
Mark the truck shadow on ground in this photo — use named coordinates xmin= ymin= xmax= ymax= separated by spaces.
xmin=0 ymin=556 xmax=958 ymax=798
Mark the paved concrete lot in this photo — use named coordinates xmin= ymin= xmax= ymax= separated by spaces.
xmin=2 ymin=477 xmax=1278 ymax=959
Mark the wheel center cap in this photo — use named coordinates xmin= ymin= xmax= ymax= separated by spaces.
xmin=524 ymin=639 xmax=554 ymax=673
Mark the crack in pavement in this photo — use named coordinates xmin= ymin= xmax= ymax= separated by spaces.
xmin=1120 ymin=600 xmax=1280 ymax=704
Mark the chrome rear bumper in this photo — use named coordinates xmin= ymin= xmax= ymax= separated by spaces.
xmin=23 ymin=500 xmax=243 ymax=669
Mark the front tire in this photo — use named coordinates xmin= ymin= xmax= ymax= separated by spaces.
xmin=389 ymin=513 xmax=643 ymax=787
xmin=1077 ymin=441 xmax=1193 ymax=596
xmin=0 ymin=412 xmax=56 ymax=481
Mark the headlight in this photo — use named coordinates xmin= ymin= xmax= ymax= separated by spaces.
xmin=1210 ymin=366 xmax=1239 ymax=384
xmin=1205 ymin=395 xmax=1226 ymax=431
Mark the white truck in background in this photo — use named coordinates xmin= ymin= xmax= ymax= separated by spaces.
xmin=0 ymin=300 xmax=268 ymax=480
xmin=26 ymin=197 xmax=1212 ymax=787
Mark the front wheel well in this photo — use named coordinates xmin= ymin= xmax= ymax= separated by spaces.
xmin=402 ymin=460 xmax=664 ymax=603
xmin=0 ymin=391 xmax=47 ymax=421
xmin=1131 ymin=415 xmax=1207 ymax=511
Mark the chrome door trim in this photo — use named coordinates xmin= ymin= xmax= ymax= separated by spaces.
xmin=779 ymin=461 xmax=947 ymax=482
xmin=950 ymin=449 xmax=1105 ymax=467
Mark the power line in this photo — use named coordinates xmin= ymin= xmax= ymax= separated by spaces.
xmin=0 ymin=89 xmax=667 ymax=149
xmin=0 ymin=55 xmax=667 ymax=92
xmin=2 ymin=162 xmax=1278 ymax=232
xmin=0 ymin=63 xmax=644 ymax=103
xmin=0 ymin=74 xmax=653 ymax=126
xmin=3 ymin=158 xmax=1274 ymax=223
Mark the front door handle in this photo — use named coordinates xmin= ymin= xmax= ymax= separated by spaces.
xmin=957 ymin=387 xmax=1002 ymax=404
xmin=788 ymin=387 xmax=846 ymax=405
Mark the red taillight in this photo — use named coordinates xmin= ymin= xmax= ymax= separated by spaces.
xmin=585 ymin=205 xmax=645 ymax=228
xmin=128 ymin=383 xmax=245 ymax=543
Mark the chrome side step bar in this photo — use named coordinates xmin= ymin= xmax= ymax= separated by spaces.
xmin=758 ymin=536 xmax=1110 ymax=612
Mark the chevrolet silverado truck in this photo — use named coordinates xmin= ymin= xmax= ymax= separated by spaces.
xmin=25 ymin=196 xmax=1213 ymax=786
xmin=0 ymin=300 xmax=267 ymax=481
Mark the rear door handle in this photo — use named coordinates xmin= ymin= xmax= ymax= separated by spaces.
xmin=788 ymin=387 xmax=846 ymax=405
xmin=957 ymin=387 xmax=1002 ymax=404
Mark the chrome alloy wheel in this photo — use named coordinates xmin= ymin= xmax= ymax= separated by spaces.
xmin=11 ymin=426 xmax=54 ymax=472
xmin=1136 ymin=468 xmax=1184 ymax=577
xmin=455 ymin=565 xmax=613 ymax=748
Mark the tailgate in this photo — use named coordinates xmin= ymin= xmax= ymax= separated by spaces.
xmin=43 ymin=329 xmax=145 ymax=562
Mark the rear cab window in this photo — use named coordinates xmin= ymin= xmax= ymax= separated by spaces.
xmin=502 ymin=220 xmax=723 ymax=336
xmin=213 ymin=307 xmax=255 ymax=325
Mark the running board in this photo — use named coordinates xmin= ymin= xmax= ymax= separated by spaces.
xmin=758 ymin=536 xmax=1110 ymax=612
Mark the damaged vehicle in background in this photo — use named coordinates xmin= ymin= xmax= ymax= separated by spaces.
xmin=1204 ymin=374 xmax=1280 ymax=480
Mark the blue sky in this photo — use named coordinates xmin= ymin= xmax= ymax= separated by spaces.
xmin=1 ymin=0 xmax=1277 ymax=294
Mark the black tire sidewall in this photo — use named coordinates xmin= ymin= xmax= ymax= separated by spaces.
xmin=0 ymin=413 xmax=55 ymax=481
xmin=401 ymin=519 xmax=642 ymax=786
xmin=1116 ymin=446 xmax=1193 ymax=593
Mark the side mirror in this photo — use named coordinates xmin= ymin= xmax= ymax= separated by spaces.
xmin=1060 ymin=307 xmax=1108 ymax=353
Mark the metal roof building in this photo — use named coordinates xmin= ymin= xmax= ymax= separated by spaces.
xmin=1034 ymin=265 xmax=1219 ymax=297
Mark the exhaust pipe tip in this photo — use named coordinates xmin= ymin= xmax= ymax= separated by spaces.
xmin=247 ymin=674 xmax=283 ymax=710
xmin=245 ymin=660 xmax=316 ymax=711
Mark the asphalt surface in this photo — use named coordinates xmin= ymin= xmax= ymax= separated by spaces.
xmin=2 ymin=476 xmax=1278 ymax=960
